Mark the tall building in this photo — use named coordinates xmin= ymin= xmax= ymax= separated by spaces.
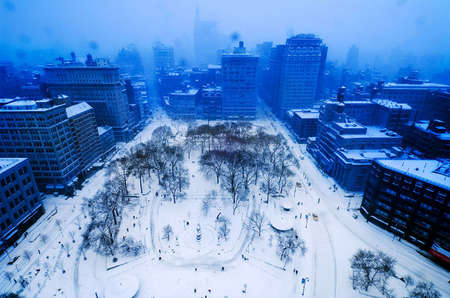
xmin=66 ymin=102 xmax=102 ymax=175
xmin=423 ymin=91 xmax=450 ymax=127
xmin=153 ymin=43 xmax=175 ymax=71
xmin=381 ymin=81 xmax=449 ymax=120
xmin=0 ymin=99 xmax=80 ymax=192
xmin=43 ymin=55 xmax=131 ymax=141
xmin=307 ymin=92 xmax=405 ymax=191
xmin=286 ymin=109 xmax=319 ymax=142
xmin=165 ymin=88 xmax=199 ymax=119
xmin=268 ymin=34 xmax=327 ymax=115
xmin=0 ymin=158 xmax=44 ymax=250
xmin=403 ymin=120 xmax=450 ymax=158
xmin=200 ymin=86 xmax=222 ymax=120
xmin=361 ymin=159 xmax=449 ymax=263
xmin=345 ymin=45 xmax=359 ymax=73
xmin=116 ymin=44 xmax=144 ymax=76
xmin=98 ymin=126 xmax=116 ymax=158
xmin=221 ymin=41 xmax=258 ymax=119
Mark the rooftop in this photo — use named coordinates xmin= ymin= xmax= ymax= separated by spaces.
xmin=290 ymin=109 xmax=319 ymax=119
xmin=339 ymin=125 xmax=401 ymax=139
xmin=383 ymin=82 xmax=449 ymax=90
xmin=373 ymin=99 xmax=411 ymax=110
xmin=66 ymin=102 xmax=93 ymax=118
xmin=414 ymin=121 xmax=450 ymax=141
xmin=376 ymin=159 xmax=450 ymax=191
xmin=0 ymin=158 xmax=27 ymax=174
xmin=98 ymin=126 xmax=112 ymax=135
xmin=337 ymin=149 xmax=399 ymax=163
xmin=170 ymin=89 xmax=199 ymax=96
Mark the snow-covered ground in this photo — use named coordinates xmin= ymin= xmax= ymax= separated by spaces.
xmin=0 ymin=105 xmax=448 ymax=298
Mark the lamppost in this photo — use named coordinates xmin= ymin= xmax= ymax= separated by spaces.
xmin=301 ymin=277 xmax=310 ymax=295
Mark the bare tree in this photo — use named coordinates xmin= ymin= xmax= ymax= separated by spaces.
xmin=152 ymin=125 xmax=173 ymax=146
xmin=216 ymin=216 xmax=231 ymax=241
xmin=82 ymin=186 xmax=125 ymax=256
xmin=162 ymin=146 xmax=189 ymax=204
xmin=108 ymin=155 xmax=132 ymax=195
xmin=129 ymin=144 xmax=150 ymax=194
xmin=119 ymin=237 xmax=144 ymax=256
xmin=220 ymin=151 xmax=245 ymax=214
xmin=408 ymin=281 xmax=441 ymax=298
xmin=162 ymin=224 xmax=173 ymax=241
xmin=201 ymin=191 xmax=217 ymax=216
xmin=245 ymin=210 xmax=267 ymax=238
xmin=260 ymin=162 xmax=278 ymax=204
xmin=200 ymin=150 xmax=227 ymax=184
xmin=350 ymin=249 xmax=397 ymax=293
xmin=277 ymin=230 xmax=306 ymax=269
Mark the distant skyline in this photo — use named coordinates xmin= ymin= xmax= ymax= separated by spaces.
xmin=1 ymin=0 xmax=449 ymax=72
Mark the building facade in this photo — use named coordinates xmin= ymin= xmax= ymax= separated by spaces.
xmin=221 ymin=41 xmax=258 ymax=119
xmin=165 ymin=89 xmax=199 ymax=119
xmin=0 ymin=158 xmax=44 ymax=249
xmin=361 ymin=159 xmax=449 ymax=263
xmin=66 ymin=102 xmax=102 ymax=174
xmin=0 ymin=99 xmax=80 ymax=192
xmin=98 ymin=126 xmax=116 ymax=158
xmin=403 ymin=120 xmax=450 ymax=158
xmin=200 ymin=86 xmax=222 ymax=120
xmin=44 ymin=56 xmax=130 ymax=141
xmin=381 ymin=82 xmax=449 ymax=120
xmin=269 ymin=34 xmax=327 ymax=115
xmin=286 ymin=109 xmax=319 ymax=141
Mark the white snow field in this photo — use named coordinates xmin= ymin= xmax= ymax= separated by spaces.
xmin=0 ymin=106 xmax=448 ymax=298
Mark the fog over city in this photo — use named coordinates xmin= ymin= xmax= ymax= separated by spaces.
xmin=1 ymin=0 xmax=450 ymax=78
xmin=0 ymin=1 xmax=449 ymax=298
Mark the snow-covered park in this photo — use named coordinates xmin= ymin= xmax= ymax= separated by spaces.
xmin=0 ymin=106 xmax=448 ymax=298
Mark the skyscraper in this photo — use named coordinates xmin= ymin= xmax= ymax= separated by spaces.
xmin=66 ymin=102 xmax=103 ymax=175
xmin=153 ymin=42 xmax=175 ymax=71
xmin=345 ymin=45 xmax=359 ymax=73
xmin=0 ymin=99 xmax=80 ymax=192
xmin=269 ymin=34 xmax=327 ymax=115
xmin=43 ymin=55 xmax=131 ymax=141
xmin=221 ymin=41 xmax=258 ymax=119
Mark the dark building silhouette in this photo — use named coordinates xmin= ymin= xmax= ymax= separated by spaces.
xmin=361 ymin=159 xmax=449 ymax=263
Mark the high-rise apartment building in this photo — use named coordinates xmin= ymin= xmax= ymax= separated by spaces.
xmin=0 ymin=99 xmax=80 ymax=192
xmin=221 ymin=41 xmax=258 ymax=119
xmin=0 ymin=158 xmax=44 ymax=249
xmin=268 ymin=34 xmax=327 ymax=115
xmin=43 ymin=55 xmax=130 ymax=141
xmin=153 ymin=43 xmax=175 ymax=71
xmin=66 ymin=102 xmax=102 ymax=175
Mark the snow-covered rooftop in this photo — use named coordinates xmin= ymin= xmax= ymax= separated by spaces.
xmin=376 ymin=159 xmax=450 ymax=191
xmin=373 ymin=99 xmax=411 ymax=110
xmin=339 ymin=125 xmax=400 ymax=139
xmin=66 ymin=102 xmax=93 ymax=118
xmin=97 ymin=126 xmax=112 ymax=135
xmin=413 ymin=121 xmax=450 ymax=140
xmin=0 ymin=158 xmax=27 ymax=174
xmin=383 ymin=82 xmax=449 ymax=90
xmin=291 ymin=109 xmax=319 ymax=119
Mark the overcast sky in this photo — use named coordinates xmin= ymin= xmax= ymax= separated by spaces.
xmin=1 ymin=0 xmax=449 ymax=66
